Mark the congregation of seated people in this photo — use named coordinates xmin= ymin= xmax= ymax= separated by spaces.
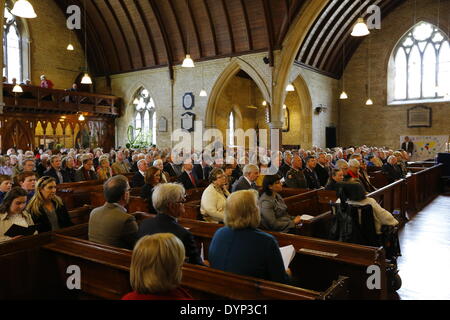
xmin=0 ymin=144 xmax=411 ymax=299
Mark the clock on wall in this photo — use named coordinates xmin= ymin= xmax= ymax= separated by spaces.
xmin=183 ymin=92 xmax=195 ymax=110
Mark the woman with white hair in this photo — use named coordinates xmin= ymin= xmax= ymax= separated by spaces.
xmin=122 ymin=233 xmax=193 ymax=300
xmin=208 ymin=190 xmax=290 ymax=284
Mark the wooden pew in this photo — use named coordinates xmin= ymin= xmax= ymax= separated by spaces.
xmin=283 ymin=189 xmax=334 ymax=238
xmin=367 ymin=179 xmax=408 ymax=224
xmin=175 ymin=218 xmax=387 ymax=300
xmin=406 ymin=164 xmax=443 ymax=213
xmin=37 ymin=233 xmax=349 ymax=300
xmin=56 ymin=221 xmax=384 ymax=300
xmin=369 ymin=171 xmax=390 ymax=189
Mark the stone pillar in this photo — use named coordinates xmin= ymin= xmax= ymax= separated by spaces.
xmin=269 ymin=120 xmax=283 ymax=153
xmin=0 ymin=0 xmax=5 ymax=113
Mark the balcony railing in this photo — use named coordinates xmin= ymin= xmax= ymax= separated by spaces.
xmin=2 ymin=84 xmax=121 ymax=117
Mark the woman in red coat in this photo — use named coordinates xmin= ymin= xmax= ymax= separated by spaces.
xmin=122 ymin=233 xmax=193 ymax=300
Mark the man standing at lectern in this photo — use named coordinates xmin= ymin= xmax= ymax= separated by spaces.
xmin=401 ymin=136 xmax=414 ymax=157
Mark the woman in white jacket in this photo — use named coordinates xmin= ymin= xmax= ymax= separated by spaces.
xmin=200 ymin=168 xmax=230 ymax=223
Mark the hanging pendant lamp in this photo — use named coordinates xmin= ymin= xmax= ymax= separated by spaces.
xmin=11 ymin=0 xmax=37 ymax=18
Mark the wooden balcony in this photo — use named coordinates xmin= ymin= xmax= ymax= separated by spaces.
xmin=2 ymin=84 xmax=121 ymax=117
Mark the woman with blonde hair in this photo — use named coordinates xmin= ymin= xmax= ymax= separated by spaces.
xmin=122 ymin=233 xmax=193 ymax=300
xmin=208 ymin=190 xmax=290 ymax=284
xmin=26 ymin=176 xmax=73 ymax=233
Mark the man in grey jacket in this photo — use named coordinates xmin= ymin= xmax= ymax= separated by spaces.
xmin=88 ymin=175 xmax=138 ymax=249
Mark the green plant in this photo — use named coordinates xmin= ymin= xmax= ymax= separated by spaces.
xmin=127 ymin=125 xmax=153 ymax=149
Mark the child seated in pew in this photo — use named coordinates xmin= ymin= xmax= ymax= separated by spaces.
xmin=122 ymin=233 xmax=193 ymax=300
xmin=0 ymin=174 xmax=13 ymax=204
xmin=208 ymin=190 xmax=291 ymax=285
xmin=0 ymin=187 xmax=36 ymax=243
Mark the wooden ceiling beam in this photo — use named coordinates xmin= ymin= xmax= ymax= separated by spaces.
xmin=303 ymin=0 xmax=349 ymax=66
xmin=201 ymin=0 xmax=218 ymax=56
xmin=134 ymin=0 xmax=158 ymax=66
xmin=101 ymin=0 xmax=134 ymax=70
xmin=118 ymin=0 xmax=146 ymax=68
xmin=186 ymin=0 xmax=203 ymax=58
xmin=220 ymin=0 xmax=235 ymax=53
xmin=148 ymin=0 xmax=174 ymax=79
xmin=90 ymin=0 xmax=123 ymax=71
xmin=167 ymin=0 xmax=187 ymax=57
xmin=239 ymin=0 xmax=252 ymax=51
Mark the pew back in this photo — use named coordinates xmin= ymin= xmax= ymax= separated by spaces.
xmin=42 ymin=233 xmax=349 ymax=300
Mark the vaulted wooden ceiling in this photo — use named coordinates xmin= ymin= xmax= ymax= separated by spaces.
xmin=55 ymin=0 xmax=406 ymax=79
xmin=296 ymin=0 xmax=406 ymax=78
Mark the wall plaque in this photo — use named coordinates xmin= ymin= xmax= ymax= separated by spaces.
xmin=182 ymin=93 xmax=194 ymax=110
xmin=181 ymin=112 xmax=195 ymax=132
xmin=158 ymin=116 xmax=168 ymax=132
xmin=407 ymin=105 xmax=431 ymax=128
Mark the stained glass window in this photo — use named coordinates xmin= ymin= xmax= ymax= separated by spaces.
xmin=132 ymin=88 xmax=156 ymax=145
xmin=393 ymin=22 xmax=450 ymax=101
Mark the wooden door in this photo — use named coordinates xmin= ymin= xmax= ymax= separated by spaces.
xmin=2 ymin=120 xmax=34 ymax=151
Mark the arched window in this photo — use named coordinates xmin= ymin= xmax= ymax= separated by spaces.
xmin=391 ymin=22 xmax=450 ymax=102
xmin=3 ymin=5 xmax=22 ymax=82
xmin=228 ymin=111 xmax=235 ymax=146
xmin=132 ymin=88 xmax=157 ymax=145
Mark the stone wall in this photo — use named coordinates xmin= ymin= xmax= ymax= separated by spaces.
xmin=340 ymin=0 xmax=450 ymax=149
xmin=107 ymin=51 xmax=338 ymax=150
xmin=25 ymin=0 xmax=85 ymax=89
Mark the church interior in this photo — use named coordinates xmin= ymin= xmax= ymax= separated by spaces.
xmin=0 ymin=0 xmax=449 ymax=302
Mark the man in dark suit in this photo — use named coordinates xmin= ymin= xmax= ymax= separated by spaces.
xmin=44 ymin=155 xmax=71 ymax=184
xmin=279 ymin=151 xmax=292 ymax=178
xmin=401 ymin=136 xmax=414 ymax=156
xmin=163 ymin=155 xmax=182 ymax=177
xmin=284 ymin=155 xmax=307 ymax=188
xmin=137 ymin=183 xmax=204 ymax=265
xmin=303 ymin=156 xmax=321 ymax=189
xmin=74 ymin=158 xmax=98 ymax=182
xmin=231 ymin=164 xmax=259 ymax=192
xmin=382 ymin=156 xmax=403 ymax=183
xmin=130 ymin=159 xmax=147 ymax=188
xmin=177 ymin=159 xmax=198 ymax=190
xmin=315 ymin=152 xmax=330 ymax=187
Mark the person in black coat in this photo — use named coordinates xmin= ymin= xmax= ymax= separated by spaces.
xmin=130 ymin=159 xmax=147 ymax=188
xmin=303 ymin=156 xmax=321 ymax=189
xmin=177 ymin=160 xmax=199 ymax=190
xmin=62 ymin=156 xmax=76 ymax=183
xmin=193 ymin=163 xmax=206 ymax=181
xmin=382 ymin=156 xmax=403 ymax=183
xmin=25 ymin=176 xmax=73 ymax=233
xmin=231 ymin=164 xmax=259 ymax=192
xmin=315 ymin=153 xmax=330 ymax=187
xmin=137 ymin=183 xmax=204 ymax=266
xmin=44 ymin=156 xmax=72 ymax=184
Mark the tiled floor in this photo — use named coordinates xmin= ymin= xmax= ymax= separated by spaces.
xmin=396 ymin=194 xmax=450 ymax=300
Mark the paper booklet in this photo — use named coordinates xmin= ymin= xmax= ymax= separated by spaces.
xmin=300 ymin=214 xmax=315 ymax=221
xmin=279 ymin=245 xmax=296 ymax=270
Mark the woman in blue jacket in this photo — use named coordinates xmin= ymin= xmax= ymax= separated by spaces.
xmin=208 ymin=190 xmax=290 ymax=285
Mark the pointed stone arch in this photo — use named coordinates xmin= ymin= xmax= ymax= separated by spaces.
xmin=205 ymin=58 xmax=271 ymax=129
xmin=291 ymin=74 xmax=313 ymax=149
